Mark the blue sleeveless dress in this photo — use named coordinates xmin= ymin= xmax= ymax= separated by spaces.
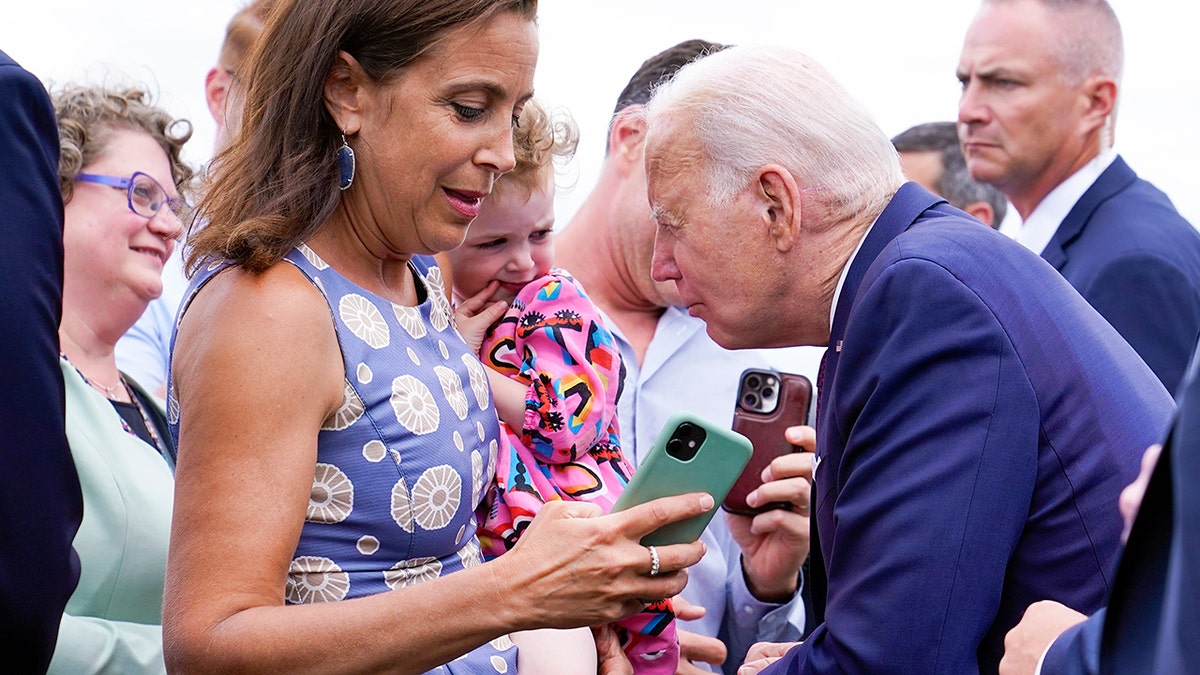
xmin=169 ymin=245 xmax=518 ymax=674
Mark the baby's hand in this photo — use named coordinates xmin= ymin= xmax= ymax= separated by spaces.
xmin=454 ymin=281 xmax=508 ymax=354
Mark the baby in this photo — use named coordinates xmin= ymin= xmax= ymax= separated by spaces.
xmin=450 ymin=100 xmax=678 ymax=674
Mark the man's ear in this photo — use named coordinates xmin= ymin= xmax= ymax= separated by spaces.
xmin=964 ymin=201 xmax=996 ymax=228
xmin=1080 ymin=75 xmax=1117 ymax=135
xmin=324 ymin=51 xmax=368 ymax=135
xmin=757 ymin=165 xmax=802 ymax=253
xmin=608 ymin=106 xmax=648 ymax=170
xmin=205 ymin=66 xmax=231 ymax=125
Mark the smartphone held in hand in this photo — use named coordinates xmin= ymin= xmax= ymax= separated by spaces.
xmin=723 ymin=368 xmax=813 ymax=516
xmin=611 ymin=411 xmax=752 ymax=546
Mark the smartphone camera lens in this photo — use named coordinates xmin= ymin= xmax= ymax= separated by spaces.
xmin=666 ymin=422 xmax=706 ymax=461
xmin=743 ymin=392 xmax=760 ymax=409
xmin=746 ymin=375 xmax=761 ymax=389
xmin=761 ymin=387 xmax=775 ymax=400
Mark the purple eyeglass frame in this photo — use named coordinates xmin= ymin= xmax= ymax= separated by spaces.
xmin=75 ymin=171 xmax=183 ymax=219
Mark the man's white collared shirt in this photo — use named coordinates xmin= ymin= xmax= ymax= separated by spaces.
xmin=1005 ymin=150 xmax=1117 ymax=255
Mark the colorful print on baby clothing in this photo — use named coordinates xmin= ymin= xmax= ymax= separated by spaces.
xmin=474 ymin=268 xmax=679 ymax=674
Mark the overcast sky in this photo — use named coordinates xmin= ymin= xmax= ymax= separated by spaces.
xmin=4 ymin=0 xmax=1196 ymax=226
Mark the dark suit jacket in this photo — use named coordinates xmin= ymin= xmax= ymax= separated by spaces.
xmin=1043 ymin=156 xmax=1200 ymax=393
xmin=1042 ymin=341 xmax=1200 ymax=674
xmin=763 ymin=183 xmax=1174 ymax=674
xmin=0 ymin=50 xmax=83 ymax=672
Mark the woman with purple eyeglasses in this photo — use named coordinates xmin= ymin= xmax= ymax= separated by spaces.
xmin=47 ymin=83 xmax=193 ymax=674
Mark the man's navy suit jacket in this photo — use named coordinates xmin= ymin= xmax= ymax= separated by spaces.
xmin=1043 ymin=341 xmax=1200 ymax=674
xmin=764 ymin=183 xmax=1173 ymax=674
xmin=0 ymin=50 xmax=83 ymax=671
xmin=1043 ymin=156 xmax=1200 ymax=393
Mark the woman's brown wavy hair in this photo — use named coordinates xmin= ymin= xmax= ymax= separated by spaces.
xmin=186 ymin=0 xmax=538 ymax=275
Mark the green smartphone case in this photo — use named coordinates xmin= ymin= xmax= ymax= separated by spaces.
xmin=611 ymin=410 xmax=753 ymax=546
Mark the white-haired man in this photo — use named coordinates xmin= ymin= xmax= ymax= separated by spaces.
xmin=640 ymin=45 xmax=1174 ymax=674
xmin=958 ymin=0 xmax=1200 ymax=393
xmin=557 ymin=39 xmax=822 ymax=673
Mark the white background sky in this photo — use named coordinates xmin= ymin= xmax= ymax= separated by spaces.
xmin=4 ymin=0 xmax=1197 ymax=227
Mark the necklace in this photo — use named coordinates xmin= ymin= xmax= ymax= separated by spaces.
xmin=60 ymin=354 xmax=170 ymax=460
xmin=83 ymin=374 xmax=123 ymax=399
xmin=64 ymin=355 xmax=127 ymax=401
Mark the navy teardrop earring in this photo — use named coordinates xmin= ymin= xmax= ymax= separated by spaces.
xmin=337 ymin=132 xmax=355 ymax=191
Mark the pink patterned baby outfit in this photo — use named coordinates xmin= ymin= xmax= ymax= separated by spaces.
xmin=475 ymin=268 xmax=678 ymax=673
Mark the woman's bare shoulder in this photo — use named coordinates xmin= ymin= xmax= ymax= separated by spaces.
xmin=174 ymin=261 xmax=343 ymax=408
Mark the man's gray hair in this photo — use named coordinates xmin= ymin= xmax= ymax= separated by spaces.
xmin=644 ymin=45 xmax=903 ymax=226
xmin=985 ymin=0 xmax=1123 ymax=85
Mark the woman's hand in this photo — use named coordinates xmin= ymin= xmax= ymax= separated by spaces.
xmin=453 ymin=280 xmax=508 ymax=353
xmin=488 ymin=494 xmax=712 ymax=631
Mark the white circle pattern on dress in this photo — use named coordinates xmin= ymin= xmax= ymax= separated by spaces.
xmin=393 ymin=303 xmax=428 ymax=339
xmin=411 ymin=465 xmax=462 ymax=531
xmin=356 ymin=535 xmax=380 ymax=555
xmin=383 ymin=556 xmax=442 ymax=589
xmin=434 ymin=365 xmax=469 ymax=421
xmin=471 ymin=451 xmax=484 ymax=507
xmin=322 ymin=380 xmax=365 ymax=431
xmin=461 ymin=354 xmax=491 ymax=410
xmin=390 ymin=477 xmax=414 ymax=533
xmin=285 ymin=556 xmax=350 ymax=604
xmin=297 ymin=243 xmax=330 ymax=270
xmin=339 ymin=293 xmax=390 ymax=349
xmin=306 ymin=463 xmax=354 ymax=524
xmin=390 ymin=374 xmax=439 ymax=435
xmin=362 ymin=440 xmax=387 ymax=463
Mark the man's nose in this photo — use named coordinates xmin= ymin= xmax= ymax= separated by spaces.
xmin=650 ymin=242 xmax=678 ymax=283
xmin=958 ymin=80 xmax=990 ymax=125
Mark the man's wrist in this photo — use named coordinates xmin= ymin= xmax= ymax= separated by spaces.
xmin=741 ymin=556 xmax=799 ymax=603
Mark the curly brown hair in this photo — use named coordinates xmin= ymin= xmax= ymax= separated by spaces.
xmin=53 ymin=84 xmax=195 ymax=206
xmin=500 ymin=98 xmax=579 ymax=197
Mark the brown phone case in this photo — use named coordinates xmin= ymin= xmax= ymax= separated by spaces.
xmin=723 ymin=369 xmax=813 ymax=516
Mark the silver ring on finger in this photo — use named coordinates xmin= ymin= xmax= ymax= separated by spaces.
xmin=647 ymin=545 xmax=661 ymax=577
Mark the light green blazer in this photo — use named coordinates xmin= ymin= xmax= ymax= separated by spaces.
xmin=48 ymin=360 xmax=173 ymax=674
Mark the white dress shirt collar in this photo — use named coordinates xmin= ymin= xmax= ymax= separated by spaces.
xmin=1008 ymin=150 xmax=1117 ymax=255
xmin=829 ymin=215 xmax=879 ymax=333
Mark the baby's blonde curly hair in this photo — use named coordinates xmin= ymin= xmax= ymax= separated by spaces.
xmin=501 ymin=98 xmax=579 ymax=197
xmin=53 ymin=84 xmax=195 ymax=205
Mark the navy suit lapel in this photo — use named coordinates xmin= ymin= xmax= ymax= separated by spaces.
xmin=808 ymin=182 xmax=944 ymax=631
xmin=822 ymin=182 xmax=944 ymax=402
xmin=1041 ymin=155 xmax=1138 ymax=270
